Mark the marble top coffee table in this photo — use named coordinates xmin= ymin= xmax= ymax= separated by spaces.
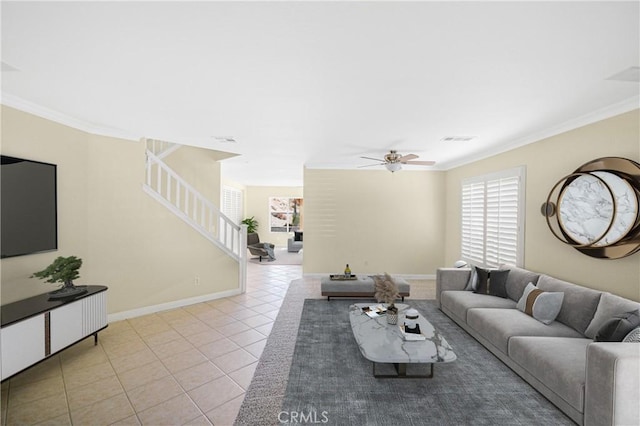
xmin=349 ymin=303 xmax=456 ymax=378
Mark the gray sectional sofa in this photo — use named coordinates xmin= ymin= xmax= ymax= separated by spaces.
xmin=436 ymin=266 xmax=640 ymax=426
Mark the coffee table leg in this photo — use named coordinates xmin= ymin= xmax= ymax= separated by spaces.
xmin=373 ymin=362 xmax=434 ymax=378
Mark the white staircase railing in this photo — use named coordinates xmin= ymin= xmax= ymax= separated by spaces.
xmin=142 ymin=140 xmax=247 ymax=292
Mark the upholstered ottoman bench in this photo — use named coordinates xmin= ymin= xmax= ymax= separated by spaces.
xmin=321 ymin=275 xmax=410 ymax=301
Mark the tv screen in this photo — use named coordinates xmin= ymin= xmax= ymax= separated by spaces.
xmin=1 ymin=155 xmax=58 ymax=258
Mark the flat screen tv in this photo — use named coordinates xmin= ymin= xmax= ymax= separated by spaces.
xmin=1 ymin=155 xmax=58 ymax=258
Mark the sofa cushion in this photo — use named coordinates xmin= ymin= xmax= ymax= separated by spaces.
xmin=440 ymin=291 xmax=517 ymax=323
xmin=595 ymin=310 xmax=640 ymax=342
xmin=509 ymin=336 xmax=591 ymax=412
xmin=499 ymin=265 xmax=541 ymax=302
xmin=466 ymin=308 xmax=583 ymax=354
xmin=516 ymin=282 xmax=564 ymax=325
xmin=536 ymin=275 xmax=602 ymax=335
xmin=584 ymin=292 xmax=640 ymax=339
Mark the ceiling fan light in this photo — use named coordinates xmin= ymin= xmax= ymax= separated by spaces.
xmin=385 ymin=163 xmax=402 ymax=173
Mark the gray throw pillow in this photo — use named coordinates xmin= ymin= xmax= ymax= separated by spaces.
xmin=623 ymin=327 xmax=640 ymax=343
xmin=464 ymin=267 xmax=479 ymax=291
xmin=488 ymin=269 xmax=510 ymax=298
xmin=516 ymin=282 xmax=564 ymax=325
xmin=595 ymin=310 xmax=640 ymax=342
xmin=473 ymin=267 xmax=490 ymax=294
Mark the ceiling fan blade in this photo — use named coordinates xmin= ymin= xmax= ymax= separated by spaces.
xmin=404 ymin=160 xmax=436 ymax=166
xmin=357 ymin=163 xmax=385 ymax=168
xmin=360 ymin=156 xmax=385 ymax=162
xmin=399 ymin=154 xmax=419 ymax=162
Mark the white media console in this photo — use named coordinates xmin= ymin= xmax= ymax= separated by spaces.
xmin=0 ymin=285 xmax=108 ymax=381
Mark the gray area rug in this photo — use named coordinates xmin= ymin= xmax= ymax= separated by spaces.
xmin=236 ymin=287 xmax=574 ymax=425
xmin=279 ymin=299 xmax=573 ymax=425
xmin=234 ymin=278 xmax=308 ymax=425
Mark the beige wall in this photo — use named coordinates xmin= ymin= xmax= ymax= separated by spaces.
xmin=245 ymin=186 xmax=303 ymax=248
xmin=1 ymin=107 xmax=239 ymax=313
xmin=1 ymin=107 xmax=90 ymax=303
xmin=303 ymin=169 xmax=445 ymax=275
xmin=444 ymin=110 xmax=640 ymax=301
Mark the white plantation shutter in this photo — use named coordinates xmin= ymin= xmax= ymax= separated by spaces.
xmin=461 ymin=167 xmax=525 ymax=268
xmin=222 ymin=186 xmax=242 ymax=224
xmin=461 ymin=181 xmax=486 ymax=265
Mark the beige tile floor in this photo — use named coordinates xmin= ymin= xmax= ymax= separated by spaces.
xmin=1 ymin=263 xmax=434 ymax=426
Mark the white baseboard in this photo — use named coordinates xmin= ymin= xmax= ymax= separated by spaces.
xmin=107 ymin=288 xmax=242 ymax=322
xmin=304 ymin=273 xmax=436 ymax=280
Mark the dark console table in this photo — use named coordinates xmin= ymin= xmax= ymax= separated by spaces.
xmin=1 ymin=285 xmax=108 ymax=381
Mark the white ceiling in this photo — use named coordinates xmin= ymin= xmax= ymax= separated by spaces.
xmin=2 ymin=1 xmax=639 ymax=187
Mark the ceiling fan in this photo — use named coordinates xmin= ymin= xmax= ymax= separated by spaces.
xmin=360 ymin=150 xmax=436 ymax=172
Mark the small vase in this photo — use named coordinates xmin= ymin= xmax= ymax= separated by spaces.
xmin=386 ymin=306 xmax=398 ymax=325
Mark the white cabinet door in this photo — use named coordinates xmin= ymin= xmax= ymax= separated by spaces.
xmin=0 ymin=315 xmax=45 ymax=380
xmin=50 ymin=301 xmax=83 ymax=354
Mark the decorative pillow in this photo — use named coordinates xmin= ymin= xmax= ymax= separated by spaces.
xmin=516 ymin=282 xmax=564 ymax=325
xmin=584 ymin=293 xmax=640 ymax=339
xmin=595 ymin=310 xmax=640 ymax=342
xmin=623 ymin=327 xmax=640 ymax=343
xmin=488 ymin=269 xmax=510 ymax=298
xmin=464 ymin=267 xmax=479 ymax=291
xmin=473 ymin=267 xmax=490 ymax=294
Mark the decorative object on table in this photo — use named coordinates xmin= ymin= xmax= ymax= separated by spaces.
xmin=541 ymin=157 xmax=640 ymax=259
xmin=373 ymin=273 xmax=400 ymax=324
xmin=403 ymin=308 xmax=422 ymax=334
xmin=399 ymin=324 xmax=426 ymax=341
xmin=241 ymin=216 xmax=259 ymax=234
xmin=454 ymin=260 xmax=468 ymax=268
xmin=344 ymin=263 xmax=351 ymax=277
xmin=329 ymin=274 xmax=357 ymax=280
xmin=31 ymin=255 xmax=88 ymax=299
xmin=361 ymin=304 xmax=387 ymax=318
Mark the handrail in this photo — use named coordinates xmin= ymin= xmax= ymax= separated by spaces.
xmin=145 ymin=138 xmax=182 ymax=160
xmin=143 ymin=149 xmax=245 ymax=264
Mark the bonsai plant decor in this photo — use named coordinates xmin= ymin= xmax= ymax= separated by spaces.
xmin=32 ymin=256 xmax=87 ymax=299
xmin=373 ymin=273 xmax=400 ymax=324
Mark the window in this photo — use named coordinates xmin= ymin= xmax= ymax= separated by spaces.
xmin=461 ymin=167 xmax=525 ymax=268
xmin=221 ymin=186 xmax=243 ymax=224
xmin=269 ymin=197 xmax=303 ymax=232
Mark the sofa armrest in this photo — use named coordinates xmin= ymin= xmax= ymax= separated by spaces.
xmin=585 ymin=342 xmax=640 ymax=426
xmin=436 ymin=268 xmax=471 ymax=308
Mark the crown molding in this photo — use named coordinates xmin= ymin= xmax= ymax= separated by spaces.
xmin=1 ymin=92 xmax=140 ymax=142
xmin=439 ymin=96 xmax=640 ymax=171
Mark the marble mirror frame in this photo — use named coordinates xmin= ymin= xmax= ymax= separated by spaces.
xmin=543 ymin=157 xmax=640 ymax=259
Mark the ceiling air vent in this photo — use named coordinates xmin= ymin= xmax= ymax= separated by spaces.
xmin=212 ymin=136 xmax=237 ymax=143
xmin=440 ymin=136 xmax=476 ymax=142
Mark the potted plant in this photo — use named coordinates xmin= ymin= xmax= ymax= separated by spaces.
xmin=31 ymin=256 xmax=88 ymax=299
xmin=241 ymin=216 xmax=259 ymax=234
xmin=374 ymin=273 xmax=400 ymax=324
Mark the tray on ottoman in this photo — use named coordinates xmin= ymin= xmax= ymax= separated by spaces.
xmin=321 ymin=275 xmax=410 ymax=301
xmin=329 ymin=274 xmax=358 ymax=280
